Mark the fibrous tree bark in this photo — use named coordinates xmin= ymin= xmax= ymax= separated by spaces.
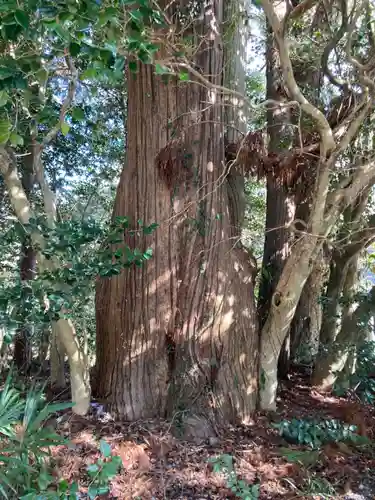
xmin=13 ymin=241 xmax=35 ymax=373
xmin=96 ymin=0 xmax=258 ymax=433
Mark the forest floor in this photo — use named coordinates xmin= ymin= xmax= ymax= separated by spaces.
xmin=51 ymin=370 xmax=375 ymax=499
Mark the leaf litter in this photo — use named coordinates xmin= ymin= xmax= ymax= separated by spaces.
xmin=49 ymin=369 xmax=375 ymax=499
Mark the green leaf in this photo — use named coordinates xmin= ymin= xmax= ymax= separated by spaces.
xmin=2 ymin=13 xmax=17 ymax=25
xmin=0 ymin=119 xmax=11 ymax=144
xmin=9 ymin=132 xmax=24 ymax=146
xmin=143 ymin=222 xmax=158 ymax=235
xmin=3 ymin=333 xmax=12 ymax=345
xmin=102 ymin=459 xmax=120 ymax=477
xmin=129 ymin=61 xmax=138 ymax=73
xmin=143 ymin=248 xmax=153 ymax=260
xmin=2 ymin=22 xmax=22 ymax=41
xmin=129 ymin=10 xmax=143 ymax=24
xmin=61 ymin=121 xmax=70 ymax=136
xmin=58 ymin=479 xmax=69 ymax=493
xmin=69 ymin=41 xmax=81 ymax=57
xmin=0 ymin=67 xmax=14 ymax=80
xmin=179 ymin=70 xmax=189 ymax=81
xmin=100 ymin=439 xmax=112 ymax=458
xmin=155 ymin=63 xmax=170 ymax=75
xmin=37 ymin=470 xmax=53 ymax=491
xmin=59 ymin=10 xmax=73 ymax=22
xmin=14 ymin=10 xmax=30 ymax=30
xmin=88 ymin=485 xmax=98 ymax=500
xmin=36 ymin=68 xmax=49 ymax=85
xmin=87 ymin=463 xmax=99 ymax=475
xmin=0 ymin=90 xmax=8 ymax=106
xmin=80 ymin=67 xmax=97 ymax=80
xmin=98 ymin=7 xmax=118 ymax=26
xmin=69 ymin=481 xmax=79 ymax=497
xmin=72 ymin=107 xmax=85 ymax=121
xmin=53 ymin=24 xmax=70 ymax=41
xmin=114 ymin=216 xmax=129 ymax=228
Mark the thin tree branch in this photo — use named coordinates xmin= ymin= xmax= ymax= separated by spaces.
xmin=42 ymin=56 xmax=78 ymax=148
xmin=155 ymin=59 xmax=300 ymax=113
xmin=288 ymin=0 xmax=318 ymax=20
xmin=339 ymin=219 xmax=375 ymax=258
xmin=259 ymin=0 xmax=335 ymax=154
xmin=324 ymin=158 xmax=375 ymax=232
xmin=332 ymin=95 xmax=374 ymax=160
xmin=321 ymin=0 xmax=349 ymax=90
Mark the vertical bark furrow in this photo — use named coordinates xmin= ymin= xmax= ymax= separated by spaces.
xmin=96 ymin=1 xmax=258 ymax=428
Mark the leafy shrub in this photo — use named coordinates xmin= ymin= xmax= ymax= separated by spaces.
xmin=86 ymin=440 xmax=122 ymax=499
xmin=0 ymin=374 xmax=72 ymax=498
xmin=209 ymin=454 xmax=260 ymax=500
xmin=273 ymin=417 xmax=366 ymax=449
xmin=300 ymin=473 xmax=337 ymax=498
xmin=279 ymin=447 xmax=321 ymax=466
xmin=284 ymin=472 xmax=337 ymax=498
xmin=0 ymin=375 xmax=122 ymax=499
xmin=334 ymin=341 xmax=375 ymax=403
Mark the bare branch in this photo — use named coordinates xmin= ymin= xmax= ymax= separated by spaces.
xmin=30 ymin=57 xmax=78 ymax=226
xmin=321 ymin=0 xmax=349 ymax=90
xmin=155 ymin=59 xmax=299 ymax=113
xmin=324 ymin=158 xmax=375 ymax=232
xmin=339 ymin=215 xmax=375 ymax=257
xmin=346 ymin=5 xmax=375 ymax=91
xmin=42 ymin=56 xmax=78 ymax=148
xmin=260 ymin=0 xmax=335 ymax=154
xmin=287 ymin=0 xmax=318 ymax=20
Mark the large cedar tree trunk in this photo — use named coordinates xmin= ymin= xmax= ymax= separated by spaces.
xmin=96 ymin=1 xmax=258 ymax=429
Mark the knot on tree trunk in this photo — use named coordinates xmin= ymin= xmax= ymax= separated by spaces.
xmin=273 ymin=291 xmax=282 ymax=307
xmin=156 ymin=139 xmax=194 ymax=189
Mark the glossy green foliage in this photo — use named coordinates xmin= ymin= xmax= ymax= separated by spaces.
xmin=0 ymin=216 xmax=157 ymax=336
xmin=334 ymin=341 xmax=375 ymax=403
xmin=273 ymin=417 xmax=368 ymax=449
xmin=86 ymin=440 xmax=122 ymax=499
xmin=0 ymin=0 xmax=166 ymax=149
xmin=209 ymin=454 xmax=260 ymax=500
xmin=0 ymin=374 xmax=72 ymax=498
